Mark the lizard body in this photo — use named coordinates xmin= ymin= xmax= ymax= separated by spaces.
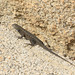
xmin=12 ymin=24 xmax=75 ymax=66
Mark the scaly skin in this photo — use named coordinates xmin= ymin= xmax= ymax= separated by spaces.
xmin=12 ymin=24 xmax=75 ymax=67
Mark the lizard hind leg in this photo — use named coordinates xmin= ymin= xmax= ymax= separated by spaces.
xmin=30 ymin=38 xmax=37 ymax=46
xmin=28 ymin=38 xmax=37 ymax=49
xmin=24 ymin=38 xmax=37 ymax=49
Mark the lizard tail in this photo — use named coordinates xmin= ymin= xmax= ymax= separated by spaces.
xmin=42 ymin=45 xmax=75 ymax=67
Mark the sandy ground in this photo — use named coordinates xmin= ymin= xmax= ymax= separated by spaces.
xmin=0 ymin=0 xmax=75 ymax=75
xmin=0 ymin=22 xmax=75 ymax=75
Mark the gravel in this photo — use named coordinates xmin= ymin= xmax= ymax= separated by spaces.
xmin=0 ymin=0 xmax=75 ymax=75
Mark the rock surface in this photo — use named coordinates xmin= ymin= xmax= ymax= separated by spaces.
xmin=0 ymin=0 xmax=75 ymax=75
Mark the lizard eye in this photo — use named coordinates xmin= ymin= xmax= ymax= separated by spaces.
xmin=18 ymin=29 xmax=21 ymax=32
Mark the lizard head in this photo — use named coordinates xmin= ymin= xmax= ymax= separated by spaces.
xmin=12 ymin=24 xmax=23 ymax=34
xmin=12 ymin=24 xmax=19 ymax=29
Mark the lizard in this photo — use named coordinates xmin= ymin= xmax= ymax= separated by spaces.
xmin=12 ymin=24 xmax=75 ymax=66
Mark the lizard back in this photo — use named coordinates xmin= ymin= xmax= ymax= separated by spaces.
xmin=12 ymin=24 xmax=44 ymax=45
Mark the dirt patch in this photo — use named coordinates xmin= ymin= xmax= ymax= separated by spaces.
xmin=0 ymin=0 xmax=75 ymax=60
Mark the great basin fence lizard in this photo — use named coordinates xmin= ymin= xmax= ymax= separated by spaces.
xmin=12 ymin=24 xmax=75 ymax=66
